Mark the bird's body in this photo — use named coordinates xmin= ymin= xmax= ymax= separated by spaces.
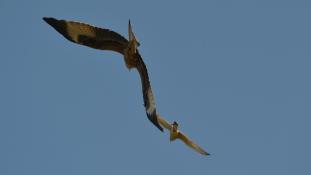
xmin=43 ymin=17 xmax=163 ymax=131
xmin=157 ymin=115 xmax=210 ymax=156
xmin=43 ymin=17 xmax=210 ymax=156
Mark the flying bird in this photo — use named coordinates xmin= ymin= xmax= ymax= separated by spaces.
xmin=157 ymin=115 xmax=210 ymax=156
xmin=43 ymin=17 xmax=163 ymax=132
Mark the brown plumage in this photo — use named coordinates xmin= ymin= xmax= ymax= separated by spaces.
xmin=43 ymin=17 xmax=163 ymax=132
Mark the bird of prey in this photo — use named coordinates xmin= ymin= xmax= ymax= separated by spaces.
xmin=43 ymin=17 xmax=163 ymax=132
xmin=157 ymin=115 xmax=210 ymax=156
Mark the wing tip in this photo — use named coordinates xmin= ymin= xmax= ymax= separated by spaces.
xmin=147 ymin=112 xmax=164 ymax=132
xmin=42 ymin=17 xmax=49 ymax=21
xmin=204 ymin=152 xmax=211 ymax=156
xmin=42 ymin=17 xmax=59 ymax=28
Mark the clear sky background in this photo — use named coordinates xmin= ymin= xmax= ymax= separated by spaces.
xmin=1 ymin=0 xmax=310 ymax=174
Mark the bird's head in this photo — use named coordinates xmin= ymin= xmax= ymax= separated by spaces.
xmin=128 ymin=20 xmax=140 ymax=53
xmin=169 ymin=121 xmax=179 ymax=141
xmin=172 ymin=121 xmax=179 ymax=131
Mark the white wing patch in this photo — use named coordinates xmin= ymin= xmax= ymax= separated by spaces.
xmin=146 ymin=87 xmax=156 ymax=114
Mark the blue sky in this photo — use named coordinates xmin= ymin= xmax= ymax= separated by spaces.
xmin=1 ymin=0 xmax=310 ymax=174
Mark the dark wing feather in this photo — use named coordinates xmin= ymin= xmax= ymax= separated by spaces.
xmin=43 ymin=17 xmax=128 ymax=54
xmin=135 ymin=51 xmax=163 ymax=131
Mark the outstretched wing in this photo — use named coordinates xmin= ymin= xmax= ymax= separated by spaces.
xmin=178 ymin=132 xmax=210 ymax=156
xmin=157 ymin=115 xmax=172 ymax=130
xmin=136 ymin=51 xmax=163 ymax=131
xmin=43 ymin=17 xmax=128 ymax=54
